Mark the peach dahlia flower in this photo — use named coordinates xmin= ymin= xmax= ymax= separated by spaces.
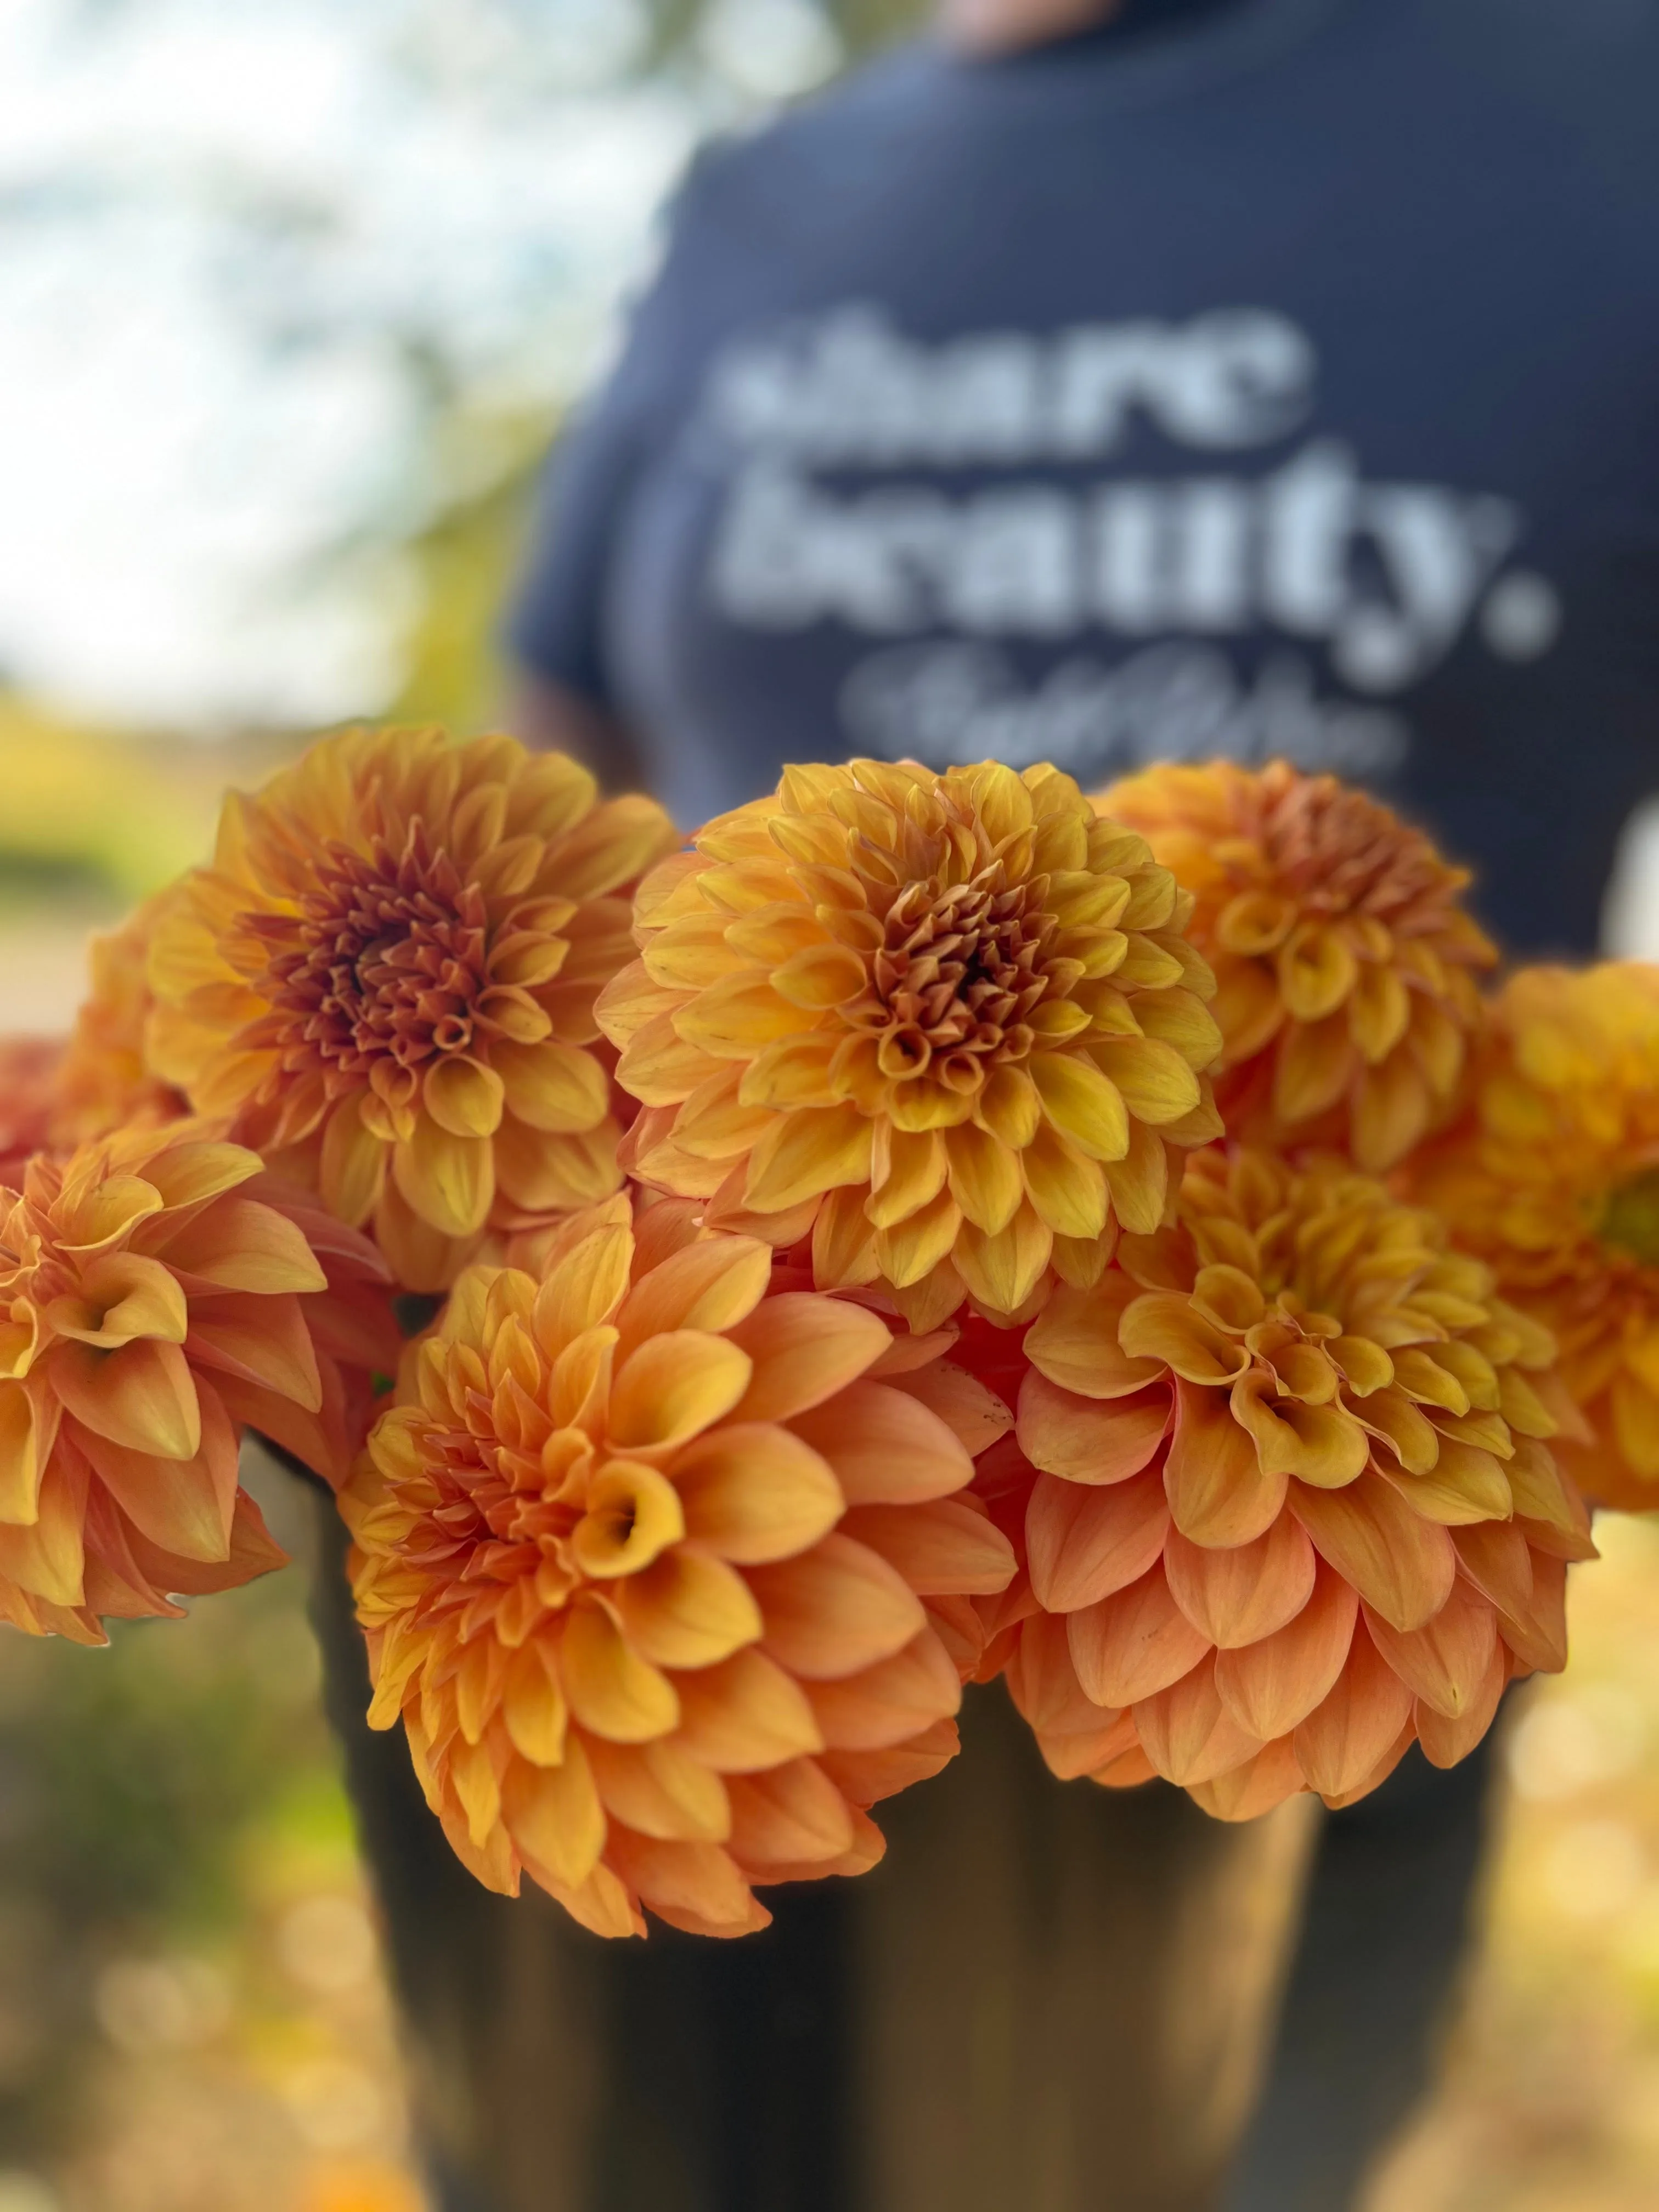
xmin=1098 ymin=760 xmax=1496 ymax=1170
xmin=146 ymin=727 xmax=677 ymax=1291
xmin=597 ymin=760 xmax=1221 ymax=1331
xmin=52 ymin=894 xmax=187 ymax=1148
xmin=0 ymin=1121 xmax=394 ymax=1645
xmin=1412 ymin=963 xmax=1659 ymax=1511
xmin=977 ymin=1148 xmax=1590 ymax=1817
xmin=343 ymin=1199 xmax=1017 ymax=1936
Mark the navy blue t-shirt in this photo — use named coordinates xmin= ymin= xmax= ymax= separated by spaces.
xmin=508 ymin=0 xmax=1659 ymax=955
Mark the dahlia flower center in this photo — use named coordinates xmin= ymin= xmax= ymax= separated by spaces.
xmin=1254 ymin=787 xmax=1447 ymax=918
xmin=845 ymin=872 xmax=1057 ymax=1090
xmin=1597 ymin=1167 xmax=1659 ymax=1269
xmin=260 ymin=830 xmax=496 ymax=1075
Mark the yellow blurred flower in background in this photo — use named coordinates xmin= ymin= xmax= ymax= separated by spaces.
xmin=1099 ymin=759 xmax=1496 ymax=1170
xmin=146 ymin=727 xmax=676 ymax=1291
xmin=343 ymin=1197 xmax=1015 ymax=1937
xmin=0 ymin=1121 xmax=394 ymax=1644
xmin=980 ymin=1147 xmax=1593 ymax=1815
xmin=1412 ymin=962 xmax=1659 ymax=1513
xmin=598 ymin=759 xmax=1221 ymax=1330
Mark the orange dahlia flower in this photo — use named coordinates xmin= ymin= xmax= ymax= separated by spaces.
xmin=342 ymin=1199 xmax=1017 ymax=1936
xmin=1098 ymin=760 xmax=1496 ymax=1170
xmin=596 ymin=760 xmax=1221 ymax=1331
xmin=977 ymin=1147 xmax=1590 ymax=1817
xmin=146 ymin=727 xmax=677 ymax=1291
xmin=52 ymin=894 xmax=187 ymax=1148
xmin=1412 ymin=963 xmax=1659 ymax=1512
xmin=0 ymin=1120 xmax=395 ymax=1646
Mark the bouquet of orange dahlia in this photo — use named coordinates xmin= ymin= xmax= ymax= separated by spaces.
xmin=4 ymin=727 xmax=1649 ymax=1939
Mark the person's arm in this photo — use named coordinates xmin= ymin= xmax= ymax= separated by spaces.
xmin=507 ymin=668 xmax=648 ymax=795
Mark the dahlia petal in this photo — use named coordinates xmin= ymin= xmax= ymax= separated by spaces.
xmin=803 ymin=1630 xmax=961 ymax=1751
xmin=1215 ymin=1565 xmax=1357 ymax=1740
xmin=1164 ymin=1515 xmax=1316 ymax=1649
xmin=372 ymin=1180 xmax=466 ymax=1295
xmin=126 ymin=1485 xmax=289 ymax=1600
xmin=1348 ymin=962 xmax=1411 ymax=1063
xmin=888 ymin=1266 xmax=968 ymax=1336
xmin=886 ymin=1361 xmax=1014 ymax=1458
xmin=1121 ymin=1293 xmax=1250 ymax=1386
xmin=1163 ymin=1375 xmax=1288 ymax=1546
xmin=744 ymin=1104 xmax=873 ymax=1212
xmin=946 ymin=1121 xmax=1024 ymax=1237
xmin=1016 ymin=1370 xmax=1170 ymax=1487
xmin=1068 ymin=1563 xmax=1210 ymax=1707
xmin=1378 ymin=1441 xmax=1512 ymax=1527
xmin=674 ymin=1067 xmax=778 ymax=1162
xmin=672 ymin=1648 xmax=825 ymax=1771
xmin=1210 ymin=960 xmax=1284 ymax=1064
xmin=1450 ymin=1520 xmax=1534 ymax=1620
xmin=424 ymin=1055 xmax=506 ymax=1142
xmin=1272 ymin=1014 xmax=1356 ymax=1124
xmin=572 ymin=1462 xmax=686 ymax=1578
xmin=749 ymin=1533 xmax=926 ymax=1680
xmin=615 ymin=1010 xmax=726 ymax=1105
xmin=1020 ymin=1121 xmax=1109 ymax=1240
xmin=1187 ymin=1736 xmax=1305 ymax=1822
xmin=560 ymin=1602 xmax=680 ymax=1742
xmin=52 ymin=1338 xmax=201 ymax=1462
xmin=612 ymin=1545 xmax=764 ymax=1669
xmin=1355 ymin=1385 xmax=1441 ymax=1476
xmin=842 ymin=1498 xmax=1014 ymax=1596
xmin=726 ymin=1758 xmax=854 ymax=1867
xmin=502 ymin=1735 xmax=606 ymax=1888
xmin=1030 ymin=1051 xmax=1130 ymax=1163
xmin=187 ymin=1292 xmax=323 ymax=1412
xmin=319 ymin=1101 xmax=386 ymax=1227
xmin=1415 ymin=1640 xmax=1507 ymax=1768
xmin=771 ymin=945 xmax=866 ymax=1011
xmin=791 ymin=1380 xmax=974 ymax=1505
xmin=1023 ymin=1278 xmax=1165 ymax=1399
xmin=1229 ymin=1369 xmax=1369 ymax=1488
xmin=1505 ymin=1434 xmax=1590 ymax=1543
xmin=953 ymin=1205 xmax=1053 ymax=1316
xmin=1351 ymin=1052 xmax=1431 ymax=1172
xmin=0 ymin=1451 xmax=87 ymax=1605
xmin=1026 ymin=1466 xmax=1169 ymax=1613
xmin=492 ymin=1039 xmax=611 ymax=1135
xmin=1497 ymin=1550 xmax=1568 ymax=1672
xmin=549 ymin=1324 xmax=618 ymax=1434
xmin=1135 ymin=1661 xmax=1265 ymax=1787
xmin=1132 ymin=986 xmax=1224 ymax=1073
xmin=534 ymin=1224 xmax=635 ymax=1358
xmin=674 ymin=1423 xmax=844 ymax=1563
xmin=148 ymin=1197 xmax=328 ymax=1295
xmin=884 ymin=1081 xmax=975 ymax=1135
xmin=975 ymin=1065 xmax=1042 ymax=1150
xmin=811 ymin=1185 xmax=882 ymax=1290
xmin=1362 ymin=1578 xmax=1498 ymax=1720
xmin=608 ymin=1833 xmax=767 ymax=1938
xmin=873 ymin=1187 xmax=963 ymax=1288
xmin=608 ymin=1332 xmax=753 ymax=1453
xmin=1289 ymin=1471 xmax=1456 ymax=1634
xmin=585 ymin=1735 xmax=731 ymax=1843
xmin=0 ymin=1383 xmax=40 ymax=1525
xmin=1277 ymin=920 xmax=1358 ymax=1024
xmin=1089 ymin=1037 xmax=1200 ymax=1126
xmin=1291 ymin=1617 xmax=1414 ymax=1797
xmin=728 ymin=1295 xmax=890 ymax=1423
xmin=642 ymin=917 xmax=752 ymax=991
xmin=675 ymin=977 xmax=822 ymax=1059
xmin=394 ymin=1119 xmax=494 ymax=1239
xmin=737 ymin=1034 xmax=842 ymax=1113
xmin=59 ymin=1173 xmax=166 ymax=1254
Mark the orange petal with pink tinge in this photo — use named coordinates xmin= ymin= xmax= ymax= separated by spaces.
xmin=803 ymin=1630 xmax=961 ymax=1751
xmin=790 ymin=1380 xmax=974 ymax=1506
xmin=187 ymin=1292 xmax=323 ymax=1412
xmin=1135 ymin=1661 xmax=1265 ymax=1787
xmin=1187 ymin=1735 xmax=1305 ymax=1823
xmin=1215 ymin=1564 xmax=1357 ymax=1740
xmin=611 ymin=1545 xmax=763 ymax=1671
xmin=1289 ymin=1471 xmax=1456 ymax=1633
xmin=887 ymin=1361 xmax=1014 ymax=1458
xmin=1026 ymin=1468 xmax=1169 ymax=1613
xmin=606 ymin=1831 xmax=766 ymax=1938
xmin=1450 ymin=1521 xmax=1534 ymax=1619
xmin=1362 ymin=1577 xmax=1499 ymax=1720
xmin=613 ymin=1238 xmax=774 ymax=1359
xmin=1068 ymin=1564 xmax=1210 ymax=1708
xmin=52 ymin=1338 xmax=201 ymax=1462
xmin=1163 ymin=1514 xmax=1315 ymax=1649
xmin=1415 ymin=1638 xmax=1507 ymax=1768
xmin=840 ymin=1499 xmax=1014 ymax=1596
xmin=1023 ymin=1277 xmax=1165 ymax=1400
xmin=672 ymin=1649 xmax=825 ymax=1771
xmin=819 ymin=1728 xmax=960 ymax=1807
xmin=584 ymin=1735 xmax=732 ymax=1843
xmin=1017 ymin=1370 xmax=1170 ymax=1487
xmin=673 ymin=1424 xmax=844 ymax=1564
xmin=727 ymin=1296 xmax=890 ymax=1424
xmin=1291 ymin=1617 xmax=1415 ymax=1799
xmin=607 ymin=1332 xmax=753 ymax=1453
xmin=726 ymin=1758 xmax=854 ymax=1868
xmin=749 ymin=1533 xmax=926 ymax=1680
xmin=1163 ymin=1375 xmax=1287 ymax=1545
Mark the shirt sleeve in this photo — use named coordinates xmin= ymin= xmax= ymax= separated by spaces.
xmin=504 ymin=152 xmax=721 ymax=710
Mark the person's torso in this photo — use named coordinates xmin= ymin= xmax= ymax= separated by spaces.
xmin=599 ymin=0 xmax=1659 ymax=951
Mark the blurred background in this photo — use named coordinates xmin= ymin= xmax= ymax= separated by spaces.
xmin=2 ymin=4 xmax=1659 ymax=2208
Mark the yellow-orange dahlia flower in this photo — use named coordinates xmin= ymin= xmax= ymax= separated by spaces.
xmin=1098 ymin=760 xmax=1496 ymax=1171
xmin=1412 ymin=963 xmax=1659 ymax=1512
xmin=343 ymin=1198 xmax=1017 ymax=1936
xmin=596 ymin=760 xmax=1222 ymax=1331
xmin=52 ymin=894 xmax=187 ymax=1148
xmin=0 ymin=1120 xmax=396 ymax=1646
xmin=973 ymin=1147 xmax=1590 ymax=1817
xmin=146 ymin=727 xmax=677 ymax=1291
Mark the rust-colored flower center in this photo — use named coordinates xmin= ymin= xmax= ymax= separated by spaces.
xmin=251 ymin=828 xmax=492 ymax=1076
xmin=844 ymin=872 xmax=1059 ymax=1090
xmin=1251 ymin=779 xmax=1455 ymax=921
